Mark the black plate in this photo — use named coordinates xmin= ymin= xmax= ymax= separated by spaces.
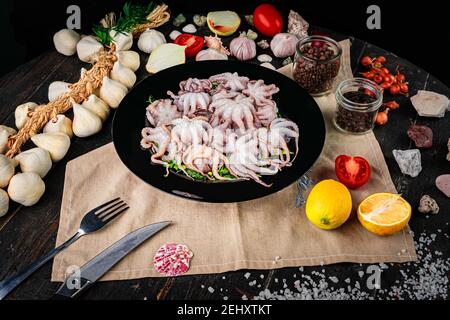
xmin=112 ymin=60 xmax=325 ymax=203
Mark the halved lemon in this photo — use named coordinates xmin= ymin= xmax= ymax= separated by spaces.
xmin=357 ymin=193 xmax=411 ymax=236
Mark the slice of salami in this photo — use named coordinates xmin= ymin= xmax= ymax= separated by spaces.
xmin=153 ymin=243 xmax=194 ymax=276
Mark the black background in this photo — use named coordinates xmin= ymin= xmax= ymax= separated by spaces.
xmin=0 ymin=0 xmax=449 ymax=86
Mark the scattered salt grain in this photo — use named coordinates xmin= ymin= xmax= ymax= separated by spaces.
xmin=329 ymin=276 xmax=339 ymax=284
xmin=260 ymin=274 xmax=264 ymax=279
xmin=208 ymin=287 xmax=214 ymax=293
xmin=244 ymin=272 xmax=251 ymax=279
xmin=223 ymin=296 xmax=228 ymax=300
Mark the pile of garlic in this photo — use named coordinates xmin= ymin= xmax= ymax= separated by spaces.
xmin=0 ymin=36 xmax=141 ymax=217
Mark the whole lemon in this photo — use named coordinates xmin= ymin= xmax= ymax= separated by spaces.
xmin=305 ymin=179 xmax=352 ymax=230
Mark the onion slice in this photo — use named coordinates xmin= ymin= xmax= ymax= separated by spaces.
xmin=145 ymin=43 xmax=186 ymax=74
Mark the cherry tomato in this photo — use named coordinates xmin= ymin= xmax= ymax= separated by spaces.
xmin=360 ymin=56 xmax=373 ymax=67
xmin=380 ymin=81 xmax=392 ymax=90
xmin=335 ymin=155 xmax=371 ymax=189
xmin=361 ymin=71 xmax=375 ymax=79
xmin=376 ymin=56 xmax=386 ymax=64
xmin=373 ymin=75 xmax=383 ymax=83
xmin=400 ymin=83 xmax=409 ymax=93
xmin=389 ymin=84 xmax=400 ymax=95
xmin=396 ymin=73 xmax=406 ymax=82
xmin=381 ymin=67 xmax=390 ymax=75
xmin=253 ymin=4 xmax=283 ymax=37
xmin=174 ymin=34 xmax=204 ymax=58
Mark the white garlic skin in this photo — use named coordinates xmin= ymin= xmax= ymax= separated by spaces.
xmin=72 ymin=104 xmax=103 ymax=138
xmin=0 ymin=125 xmax=17 ymax=154
xmin=109 ymin=30 xmax=133 ymax=51
xmin=182 ymin=24 xmax=197 ymax=33
xmin=14 ymin=148 xmax=52 ymax=178
xmin=257 ymin=54 xmax=272 ymax=63
xmin=110 ymin=62 xmax=137 ymax=89
xmin=48 ymin=81 xmax=71 ymax=102
xmin=8 ymin=172 xmax=45 ymax=207
xmin=82 ymin=95 xmax=110 ymax=121
xmin=169 ymin=30 xmax=181 ymax=41
xmin=270 ymin=33 xmax=299 ymax=58
xmin=195 ymin=49 xmax=228 ymax=61
xmin=138 ymin=29 xmax=166 ymax=54
xmin=100 ymin=77 xmax=128 ymax=109
xmin=0 ymin=154 xmax=17 ymax=188
xmin=53 ymin=29 xmax=81 ymax=56
xmin=77 ymin=36 xmax=104 ymax=63
xmin=230 ymin=36 xmax=256 ymax=61
xmin=43 ymin=114 xmax=73 ymax=138
xmin=0 ymin=189 xmax=8 ymax=217
xmin=115 ymin=51 xmax=140 ymax=72
xmin=31 ymin=132 xmax=71 ymax=162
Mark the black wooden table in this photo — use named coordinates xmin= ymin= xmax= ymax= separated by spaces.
xmin=0 ymin=20 xmax=449 ymax=300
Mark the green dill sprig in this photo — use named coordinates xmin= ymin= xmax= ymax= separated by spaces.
xmin=92 ymin=24 xmax=114 ymax=46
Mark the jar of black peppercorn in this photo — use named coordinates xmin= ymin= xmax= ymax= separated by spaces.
xmin=293 ymin=35 xmax=342 ymax=96
xmin=334 ymin=78 xmax=383 ymax=135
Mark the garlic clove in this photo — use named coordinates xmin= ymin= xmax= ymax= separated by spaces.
xmin=0 ymin=154 xmax=17 ymax=188
xmin=7 ymin=172 xmax=45 ymax=207
xmin=261 ymin=62 xmax=276 ymax=70
xmin=115 ymin=51 xmax=140 ymax=72
xmin=53 ymin=29 xmax=81 ymax=56
xmin=82 ymin=94 xmax=110 ymax=121
xmin=138 ymin=29 xmax=166 ymax=54
xmin=31 ymin=132 xmax=71 ymax=162
xmin=109 ymin=30 xmax=133 ymax=51
xmin=77 ymin=35 xmax=104 ymax=63
xmin=182 ymin=24 xmax=197 ymax=33
xmin=0 ymin=125 xmax=17 ymax=154
xmin=0 ymin=189 xmax=8 ymax=217
xmin=14 ymin=147 xmax=52 ymax=178
xmin=99 ymin=77 xmax=128 ymax=109
xmin=195 ymin=48 xmax=228 ymax=61
xmin=72 ymin=103 xmax=103 ymax=138
xmin=43 ymin=114 xmax=73 ymax=138
xmin=110 ymin=61 xmax=137 ymax=89
xmin=169 ymin=30 xmax=181 ymax=41
xmin=48 ymin=81 xmax=71 ymax=102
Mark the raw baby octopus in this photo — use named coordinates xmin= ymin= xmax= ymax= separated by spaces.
xmin=140 ymin=72 xmax=300 ymax=187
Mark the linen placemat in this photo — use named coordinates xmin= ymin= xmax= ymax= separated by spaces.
xmin=51 ymin=40 xmax=417 ymax=282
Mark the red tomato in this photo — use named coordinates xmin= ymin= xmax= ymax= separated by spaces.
xmin=174 ymin=34 xmax=204 ymax=58
xmin=253 ymin=4 xmax=283 ymax=37
xmin=335 ymin=155 xmax=371 ymax=189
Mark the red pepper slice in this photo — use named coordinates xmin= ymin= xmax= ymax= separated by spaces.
xmin=174 ymin=34 xmax=204 ymax=58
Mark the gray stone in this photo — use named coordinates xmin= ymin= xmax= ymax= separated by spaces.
xmin=418 ymin=195 xmax=439 ymax=214
xmin=393 ymin=149 xmax=422 ymax=177
xmin=410 ymin=90 xmax=449 ymax=118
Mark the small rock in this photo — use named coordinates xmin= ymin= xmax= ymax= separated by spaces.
xmin=173 ymin=13 xmax=186 ymax=27
xmin=182 ymin=24 xmax=197 ymax=33
xmin=193 ymin=14 xmax=207 ymax=27
xmin=410 ymin=90 xmax=449 ymax=118
xmin=393 ymin=149 xmax=422 ymax=177
xmin=287 ymin=10 xmax=309 ymax=39
xmin=260 ymin=62 xmax=275 ymax=70
xmin=257 ymin=54 xmax=272 ymax=63
xmin=169 ymin=30 xmax=181 ymax=41
xmin=418 ymin=195 xmax=439 ymax=214
xmin=257 ymin=39 xmax=270 ymax=49
xmin=407 ymin=124 xmax=433 ymax=148
xmin=436 ymin=174 xmax=450 ymax=198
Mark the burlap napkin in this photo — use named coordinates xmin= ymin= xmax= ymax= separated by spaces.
xmin=51 ymin=40 xmax=416 ymax=282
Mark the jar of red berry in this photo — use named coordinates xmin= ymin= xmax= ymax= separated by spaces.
xmin=334 ymin=78 xmax=383 ymax=134
xmin=293 ymin=35 xmax=342 ymax=96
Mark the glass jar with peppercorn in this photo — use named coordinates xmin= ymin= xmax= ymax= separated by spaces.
xmin=293 ymin=35 xmax=342 ymax=96
xmin=334 ymin=78 xmax=383 ymax=135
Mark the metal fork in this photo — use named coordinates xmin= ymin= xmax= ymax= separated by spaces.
xmin=0 ymin=197 xmax=129 ymax=300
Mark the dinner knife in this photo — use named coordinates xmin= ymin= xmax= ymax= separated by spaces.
xmin=52 ymin=221 xmax=171 ymax=299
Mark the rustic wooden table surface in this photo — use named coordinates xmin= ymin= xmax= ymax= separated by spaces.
xmin=0 ymin=20 xmax=449 ymax=300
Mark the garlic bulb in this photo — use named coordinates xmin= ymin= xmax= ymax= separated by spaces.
xmin=53 ymin=29 xmax=81 ymax=56
xmin=77 ymin=36 xmax=104 ymax=63
xmin=0 ymin=154 xmax=17 ymax=188
xmin=99 ymin=77 xmax=128 ymax=109
xmin=138 ymin=29 xmax=166 ymax=54
xmin=15 ymin=102 xmax=38 ymax=129
xmin=109 ymin=30 xmax=133 ymax=51
xmin=115 ymin=51 xmax=140 ymax=72
xmin=110 ymin=62 xmax=137 ymax=89
xmin=0 ymin=189 xmax=8 ymax=217
xmin=8 ymin=172 xmax=45 ymax=207
xmin=43 ymin=114 xmax=73 ymax=138
xmin=230 ymin=34 xmax=256 ymax=61
xmin=195 ymin=49 xmax=228 ymax=61
xmin=72 ymin=103 xmax=103 ymax=138
xmin=0 ymin=125 xmax=17 ymax=154
xmin=82 ymin=95 xmax=110 ymax=121
xmin=14 ymin=148 xmax=52 ymax=178
xmin=48 ymin=81 xmax=71 ymax=102
xmin=270 ymin=33 xmax=298 ymax=58
xmin=31 ymin=132 xmax=71 ymax=162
